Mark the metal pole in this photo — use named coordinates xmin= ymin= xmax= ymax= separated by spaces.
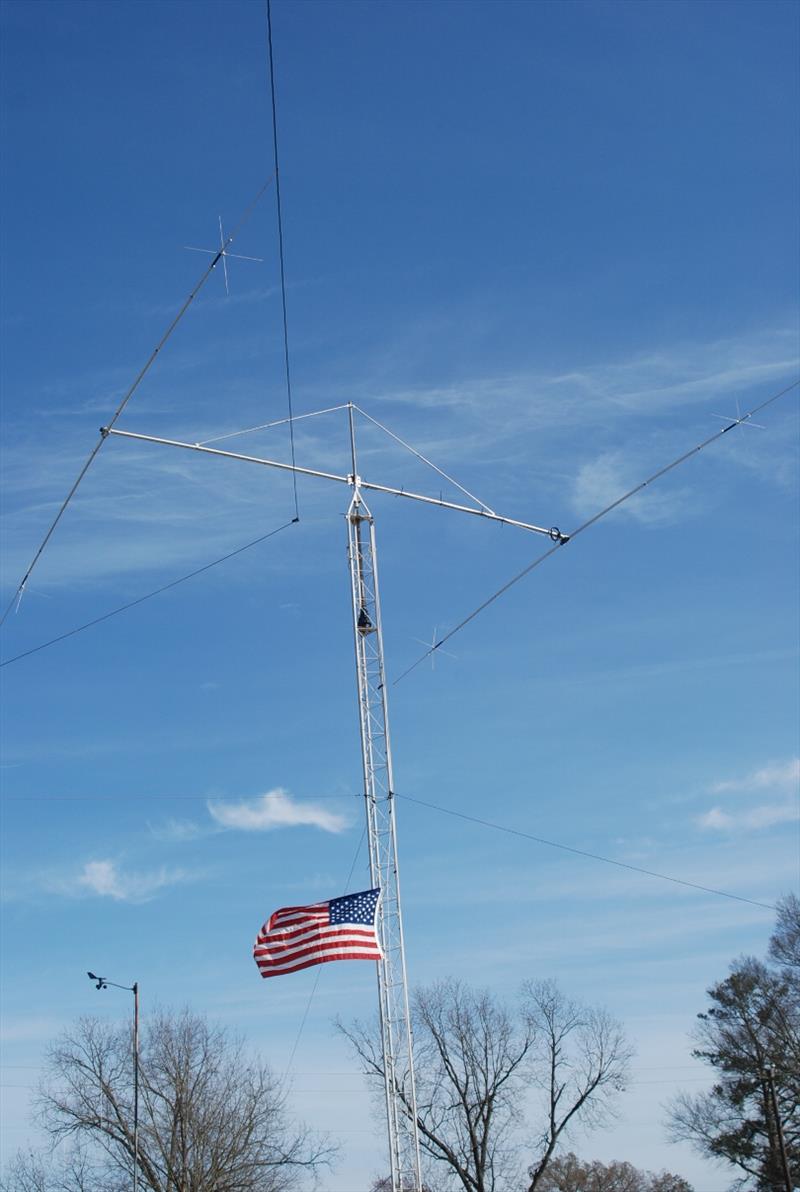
xmin=347 ymin=475 xmax=423 ymax=1192
xmin=133 ymin=982 xmax=139 ymax=1192
xmin=103 ymin=427 xmax=563 ymax=538
xmin=87 ymin=974 xmax=139 ymax=1192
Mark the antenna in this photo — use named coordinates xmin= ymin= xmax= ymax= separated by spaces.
xmin=412 ymin=627 xmax=456 ymax=671
xmin=710 ymin=397 xmax=765 ymax=429
xmin=0 ymin=179 xmax=274 ymax=630
xmin=100 ymin=400 xmax=560 ymax=1192
xmin=10 ymin=375 xmax=797 ymax=1189
xmin=184 ymin=215 xmax=264 ymax=295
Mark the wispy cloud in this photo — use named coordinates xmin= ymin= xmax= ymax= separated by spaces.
xmin=697 ymin=804 xmax=798 ymax=832
xmin=570 ymin=450 xmax=694 ymax=526
xmin=710 ymin=758 xmax=799 ymax=795
xmin=697 ymin=757 xmax=799 ymax=834
xmin=148 ymin=817 xmax=212 ymax=844
xmin=368 ymin=325 xmax=798 ymax=426
xmin=2 ymin=323 xmax=795 ymax=596
xmin=207 ymin=787 xmax=349 ymax=833
xmin=540 ymin=333 xmax=798 ymax=414
xmin=345 ymin=324 xmax=800 ymax=536
xmin=62 ymin=859 xmax=192 ymax=902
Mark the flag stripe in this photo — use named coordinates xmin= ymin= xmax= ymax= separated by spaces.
xmin=255 ymin=939 xmax=382 ymax=970
xmin=256 ymin=919 xmax=336 ymax=946
xmin=254 ymin=927 xmax=377 ymax=955
xmin=256 ymin=949 xmax=381 ymax=978
xmin=267 ymin=914 xmax=328 ymax=932
xmin=270 ymin=907 xmax=327 ymax=926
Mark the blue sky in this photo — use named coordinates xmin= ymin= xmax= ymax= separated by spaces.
xmin=1 ymin=1 xmax=798 ymax=1188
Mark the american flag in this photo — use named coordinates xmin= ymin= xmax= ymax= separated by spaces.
xmin=253 ymin=887 xmax=382 ymax=978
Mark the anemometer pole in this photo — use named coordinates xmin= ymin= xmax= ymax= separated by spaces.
xmin=103 ymin=404 xmax=560 ymax=1192
xmin=347 ymin=407 xmax=423 ymax=1191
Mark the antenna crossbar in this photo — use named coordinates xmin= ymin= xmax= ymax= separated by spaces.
xmin=103 ymin=427 xmax=565 ymax=539
xmin=102 ymin=427 xmax=347 ymax=484
xmin=360 ymin=479 xmax=566 ymax=539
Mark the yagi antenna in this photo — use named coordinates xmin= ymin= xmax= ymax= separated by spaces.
xmin=184 ymin=215 xmax=264 ymax=296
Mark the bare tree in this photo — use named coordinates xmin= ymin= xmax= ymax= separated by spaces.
xmin=525 ymin=980 xmax=633 ymax=1190
xmin=339 ymin=977 xmax=631 ymax=1192
xmin=1 ymin=1144 xmax=97 ymax=1192
xmin=533 ymin=1151 xmax=693 ymax=1192
xmin=341 ymin=979 xmax=534 ymax=1191
xmin=2 ymin=1008 xmax=331 ymax=1192
xmin=370 ymin=1178 xmax=436 ymax=1191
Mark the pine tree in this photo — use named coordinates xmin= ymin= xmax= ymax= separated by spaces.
xmin=669 ymin=896 xmax=799 ymax=1190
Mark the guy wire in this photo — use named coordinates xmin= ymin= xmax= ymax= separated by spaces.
xmin=0 ymin=519 xmax=296 ymax=669
xmin=393 ymin=378 xmax=800 ymax=684
xmin=397 ymin=792 xmax=777 ymax=911
xmin=266 ymin=0 xmax=299 ymax=518
xmin=353 ymin=404 xmax=495 ymax=513
xmin=0 ymin=178 xmax=275 ymax=631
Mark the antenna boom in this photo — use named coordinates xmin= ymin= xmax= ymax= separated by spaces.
xmin=103 ymin=427 xmax=563 ymax=538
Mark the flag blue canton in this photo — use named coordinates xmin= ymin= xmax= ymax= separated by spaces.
xmin=330 ymin=888 xmax=380 ymax=926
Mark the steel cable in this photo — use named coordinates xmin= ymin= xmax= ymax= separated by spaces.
xmin=393 ymin=378 xmax=800 ymax=685
xmin=0 ymin=519 xmax=296 ymax=668
xmin=0 ymin=179 xmax=275 ymax=629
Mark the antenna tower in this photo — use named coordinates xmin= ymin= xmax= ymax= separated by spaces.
xmin=102 ymin=406 xmax=562 ymax=1192
xmin=347 ymin=406 xmax=422 ymax=1188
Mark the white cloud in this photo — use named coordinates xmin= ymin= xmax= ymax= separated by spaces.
xmin=697 ymin=803 xmax=798 ymax=833
xmin=696 ymin=759 xmax=799 ymax=833
xmin=207 ymin=787 xmax=348 ymax=834
xmin=2 ymin=323 xmax=795 ymax=597
xmin=369 ymin=325 xmax=798 ymax=425
xmin=70 ymin=859 xmax=190 ymax=902
xmin=710 ymin=758 xmax=800 ymax=795
xmin=148 ymin=817 xmax=210 ymax=843
xmin=570 ymin=450 xmax=693 ymax=526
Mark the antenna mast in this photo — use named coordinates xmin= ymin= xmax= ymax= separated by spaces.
xmin=347 ymin=407 xmax=423 ymax=1189
xmin=101 ymin=406 xmax=561 ymax=1192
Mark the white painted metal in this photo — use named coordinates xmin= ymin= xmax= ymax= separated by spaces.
xmin=104 ymin=426 xmax=565 ymax=539
xmin=347 ymin=478 xmax=423 ymax=1192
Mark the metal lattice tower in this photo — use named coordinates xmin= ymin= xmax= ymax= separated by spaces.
xmin=347 ymin=482 xmax=422 ymax=1190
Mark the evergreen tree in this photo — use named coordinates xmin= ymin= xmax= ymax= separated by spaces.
xmin=668 ymin=896 xmax=799 ymax=1190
